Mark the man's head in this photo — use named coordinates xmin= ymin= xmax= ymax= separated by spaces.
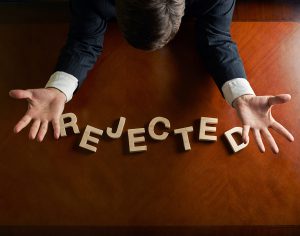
xmin=116 ymin=0 xmax=185 ymax=51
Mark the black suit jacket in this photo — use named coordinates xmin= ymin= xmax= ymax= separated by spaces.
xmin=54 ymin=0 xmax=247 ymax=95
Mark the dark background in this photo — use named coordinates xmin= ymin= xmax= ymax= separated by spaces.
xmin=0 ymin=0 xmax=300 ymax=23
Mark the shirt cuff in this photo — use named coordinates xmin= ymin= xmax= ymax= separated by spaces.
xmin=221 ymin=78 xmax=255 ymax=107
xmin=45 ymin=71 xmax=78 ymax=103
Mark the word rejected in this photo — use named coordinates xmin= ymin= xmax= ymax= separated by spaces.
xmin=59 ymin=113 xmax=249 ymax=153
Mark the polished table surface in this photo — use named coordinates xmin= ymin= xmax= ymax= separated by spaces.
xmin=0 ymin=19 xmax=300 ymax=233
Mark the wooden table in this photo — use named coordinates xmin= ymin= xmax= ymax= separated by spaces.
xmin=0 ymin=20 xmax=300 ymax=235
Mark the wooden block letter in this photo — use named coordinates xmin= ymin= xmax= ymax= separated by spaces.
xmin=199 ymin=117 xmax=218 ymax=141
xmin=224 ymin=127 xmax=249 ymax=153
xmin=128 ymin=128 xmax=147 ymax=153
xmin=148 ymin=117 xmax=170 ymax=141
xmin=79 ymin=125 xmax=103 ymax=152
xmin=174 ymin=126 xmax=194 ymax=151
xmin=60 ymin=113 xmax=80 ymax=137
xmin=106 ymin=117 xmax=126 ymax=139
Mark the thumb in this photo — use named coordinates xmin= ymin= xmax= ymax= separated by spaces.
xmin=268 ymin=94 xmax=291 ymax=106
xmin=9 ymin=89 xmax=32 ymax=100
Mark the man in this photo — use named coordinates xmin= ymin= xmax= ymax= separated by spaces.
xmin=9 ymin=0 xmax=294 ymax=153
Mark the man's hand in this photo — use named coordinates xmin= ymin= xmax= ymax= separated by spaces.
xmin=233 ymin=94 xmax=294 ymax=154
xmin=9 ymin=88 xmax=66 ymax=142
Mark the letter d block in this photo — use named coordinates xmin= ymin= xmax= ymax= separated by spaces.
xmin=224 ymin=127 xmax=249 ymax=153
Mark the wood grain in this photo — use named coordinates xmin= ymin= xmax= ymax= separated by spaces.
xmin=0 ymin=14 xmax=300 ymax=236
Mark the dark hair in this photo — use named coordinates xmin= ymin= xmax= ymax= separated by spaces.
xmin=116 ymin=0 xmax=185 ymax=51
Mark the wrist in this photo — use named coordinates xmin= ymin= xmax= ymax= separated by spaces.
xmin=233 ymin=94 xmax=255 ymax=109
xmin=46 ymin=87 xmax=67 ymax=102
xmin=45 ymin=71 xmax=78 ymax=102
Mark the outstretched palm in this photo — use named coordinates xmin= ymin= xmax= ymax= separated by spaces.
xmin=9 ymin=88 xmax=66 ymax=141
xmin=233 ymin=94 xmax=294 ymax=153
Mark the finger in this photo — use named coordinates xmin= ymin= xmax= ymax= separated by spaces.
xmin=52 ymin=119 xmax=60 ymax=139
xmin=268 ymin=94 xmax=291 ymax=106
xmin=261 ymin=128 xmax=279 ymax=154
xmin=29 ymin=120 xmax=41 ymax=140
xmin=37 ymin=121 xmax=49 ymax=142
xmin=9 ymin=90 xmax=32 ymax=100
xmin=14 ymin=115 xmax=32 ymax=133
xmin=271 ymin=121 xmax=294 ymax=142
xmin=242 ymin=125 xmax=250 ymax=144
xmin=253 ymin=129 xmax=265 ymax=153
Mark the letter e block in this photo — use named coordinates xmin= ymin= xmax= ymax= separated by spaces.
xmin=128 ymin=128 xmax=147 ymax=153
xmin=79 ymin=125 xmax=103 ymax=152
xmin=199 ymin=117 xmax=218 ymax=141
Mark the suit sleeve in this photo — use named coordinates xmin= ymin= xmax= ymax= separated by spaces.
xmin=195 ymin=0 xmax=247 ymax=95
xmin=54 ymin=0 xmax=107 ymax=88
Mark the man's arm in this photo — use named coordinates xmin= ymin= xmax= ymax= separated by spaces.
xmin=195 ymin=0 xmax=294 ymax=153
xmin=46 ymin=0 xmax=107 ymax=102
xmin=10 ymin=0 xmax=107 ymax=141
xmin=195 ymin=0 xmax=254 ymax=105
